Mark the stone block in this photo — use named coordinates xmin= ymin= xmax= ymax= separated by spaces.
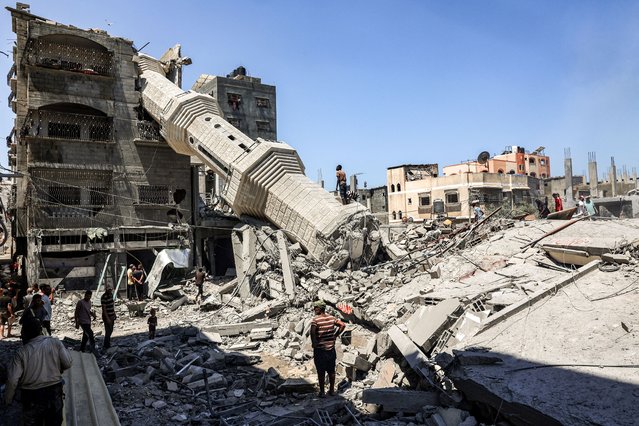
xmin=405 ymin=299 xmax=463 ymax=353
xmin=341 ymin=352 xmax=371 ymax=372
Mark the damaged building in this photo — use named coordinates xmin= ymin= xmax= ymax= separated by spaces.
xmin=3 ymin=4 xmax=639 ymax=426
xmin=5 ymin=4 xmax=192 ymax=289
xmin=387 ymin=163 xmax=541 ymax=223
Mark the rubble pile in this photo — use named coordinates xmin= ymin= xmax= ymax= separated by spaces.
xmin=8 ymin=216 xmax=639 ymax=425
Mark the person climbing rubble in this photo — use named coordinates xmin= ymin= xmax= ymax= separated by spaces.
xmin=310 ymin=300 xmax=345 ymax=397
xmin=194 ymin=267 xmax=206 ymax=303
xmin=335 ymin=164 xmax=348 ymax=205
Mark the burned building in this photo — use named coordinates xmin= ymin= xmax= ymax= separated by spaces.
xmin=5 ymin=4 xmax=192 ymax=288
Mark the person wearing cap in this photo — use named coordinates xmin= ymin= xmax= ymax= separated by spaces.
xmin=310 ymin=300 xmax=345 ymax=397
xmin=4 ymin=315 xmax=72 ymax=425
xmin=100 ymin=286 xmax=117 ymax=350
xmin=126 ymin=264 xmax=135 ymax=300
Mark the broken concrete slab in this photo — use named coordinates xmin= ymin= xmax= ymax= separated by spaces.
xmin=239 ymin=299 xmax=287 ymax=322
xmin=341 ymin=352 xmax=371 ymax=372
xmin=362 ymin=388 xmax=439 ymax=413
xmin=204 ymin=320 xmax=277 ymax=337
xmin=601 ymin=253 xmax=631 ymax=264
xmin=276 ymin=230 xmax=296 ymax=297
xmin=249 ymin=327 xmax=273 ymax=341
xmin=479 ymin=260 xmax=600 ymax=333
xmin=277 ymin=378 xmax=315 ymax=394
xmin=373 ymin=359 xmax=397 ymax=389
xmin=198 ymin=330 xmax=222 ymax=344
xmin=387 ymin=325 xmax=432 ymax=379
xmin=405 ymin=298 xmax=463 ymax=353
xmin=232 ymin=225 xmax=257 ymax=299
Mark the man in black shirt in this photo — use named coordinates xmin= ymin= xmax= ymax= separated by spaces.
xmin=0 ymin=288 xmax=15 ymax=339
xmin=100 ymin=286 xmax=117 ymax=350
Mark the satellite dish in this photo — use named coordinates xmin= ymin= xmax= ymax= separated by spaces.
xmin=477 ymin=151 xmax=490 ymax=165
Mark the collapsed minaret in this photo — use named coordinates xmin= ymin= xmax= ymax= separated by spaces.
xmin=136 ymin=54 xmax=378 ymax=268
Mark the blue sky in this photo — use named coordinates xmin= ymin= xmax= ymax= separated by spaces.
xmin=2 ymin=0 xmax=638 ymax=187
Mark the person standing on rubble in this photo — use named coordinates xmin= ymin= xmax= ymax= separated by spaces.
xmin=335 ymin=165 xmax=348 ymax=205
xmin=585 ymin=195 xmax=597 ymax=217
xmin=147 ymin=308 xmax=157 ymax=339
xmin=100 ymin=286 xmax=117 ymax=351
xmin=310 ymin=300 xmax=345 ymax=397
xmin=194 ymin=267 xmax=206 ymax=303
xmin=553 ymin=193 xmax=563 ymax=212
xmin=0 ymin=287 xmax=15 ymax=339
xmin=126 ymin=264 xmax=136 ymax=300
xmin=74 ymin=290 xmax=97 ymax=353
xmin=133 ymin=264 xmax=145 ymax=301
xmin=39 ymin=284 xmax=52 ymax=336
xmin=3 ymin=316 xmax=72 ymax=425
xmin=471 ymin=200 xmax=484 ymax=222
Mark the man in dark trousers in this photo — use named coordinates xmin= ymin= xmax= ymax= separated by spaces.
xmin=74 ymin=290 xmax=96 ymax=353
xmin=4 ymin=316 xmax=72 ymax=425
xmin=194 ymin=267 xmax=206 ymax=303
xmin=0 ymin=287 xmax=14 ymax=339
xmin=100 ymin=286 xmax=116 ymax=350
xmin=335 ymin=165 xmax=348 ymax=205
xmin=310 ymin=300 xmax=345 ymax=397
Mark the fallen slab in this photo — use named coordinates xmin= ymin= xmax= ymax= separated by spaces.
xmin=479 ymin=260 xmax=600 ymax=333
xmin=362 ymin=388 xmax=439 ymax=413
xmin=64 ymin=351 xmax=120 ymax=426
xmin=203 ymin=320 xmax=277 ymax=337
xmin=387 ymin=325 xmax=432 ymax=379
xmin=405 ymin=298 xmax=463 ymax=353
xmin=240 ymin=299 xmax=287 ymax=322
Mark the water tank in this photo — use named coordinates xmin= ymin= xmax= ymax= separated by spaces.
xmin=433 ymin=199 xmax=445 ymax=214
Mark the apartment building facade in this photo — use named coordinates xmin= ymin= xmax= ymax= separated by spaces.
xmin=6 ymin=4 xmax=192 ymax=287
xmin=387 ymin=164 xmax=539 ymax=223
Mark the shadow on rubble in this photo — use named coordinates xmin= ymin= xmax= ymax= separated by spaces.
xmin=90 ymin=324 xmax=366 ymax=426
xmin=442 ymin=348 xmax=639 ymax=426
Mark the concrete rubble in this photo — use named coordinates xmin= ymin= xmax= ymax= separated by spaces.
xmin=6 ymin=218 xmax=639 ymax=425
xmin=4 ymin=216 xmax=639 ymax=425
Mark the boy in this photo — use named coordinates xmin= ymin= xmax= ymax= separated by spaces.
xmin=147 ymin=308 xmax=157 ymax=339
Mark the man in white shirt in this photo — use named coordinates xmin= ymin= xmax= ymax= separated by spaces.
xmin=4 ymin=316 xmax=72 ymax=425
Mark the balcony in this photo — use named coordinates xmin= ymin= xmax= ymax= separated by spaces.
xmin=26 ymin=37 xmax=114 ymax=77
xmin=22 ymin=109 xmax=113 ymax=142
xmin=136 ymin=120 xmax=163 ymax=142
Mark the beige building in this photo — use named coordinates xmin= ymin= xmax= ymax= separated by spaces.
xmin=387 ymin=164 xmax=540 ymax=223
xmin=443 ymin=146 xmax=551 ymax=178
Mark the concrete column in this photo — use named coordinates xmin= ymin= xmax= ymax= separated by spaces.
xmin=588 ymin=152 xmax=598 ymax=197
xmin=610 ymin=157 xmax=617 ymax=197
xmin=564 ymin=148 xmax=574 ymax=202
xmin=231 ymin=224 xmax=256 ymax=299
